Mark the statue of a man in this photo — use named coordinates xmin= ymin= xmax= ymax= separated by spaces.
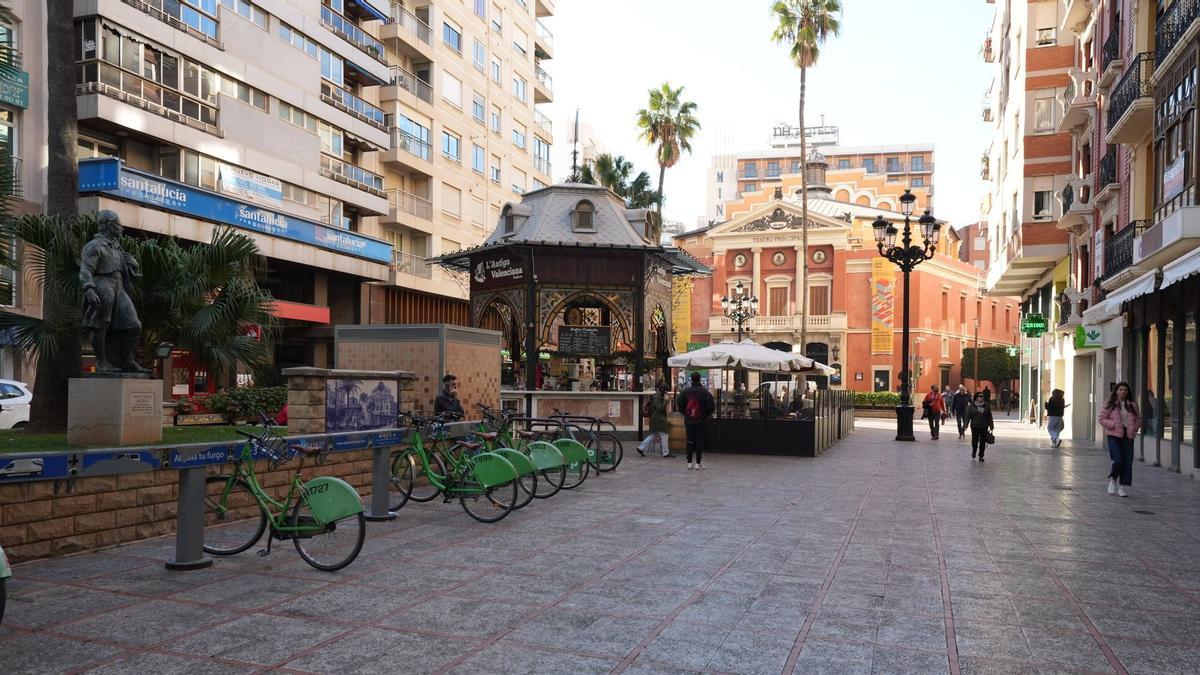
xmin=80 ymin=210 xmax=149 ymax=374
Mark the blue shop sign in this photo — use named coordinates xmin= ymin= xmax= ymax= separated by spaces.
xmin=78 ymin=158 xmax=393 ymax=264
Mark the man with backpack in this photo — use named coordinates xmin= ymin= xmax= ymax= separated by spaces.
xmin=676 ymin=372 xmax=715 ymax=469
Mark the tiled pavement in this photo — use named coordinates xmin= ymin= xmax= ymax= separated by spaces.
xmin=3 ymin=416 xmax=1200 ymax=674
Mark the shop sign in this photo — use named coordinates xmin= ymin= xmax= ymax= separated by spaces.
xmin=471 ymin=254 xmax=524 ymax=289
xmin=558 ymin=325 xmax=610 ymax=355
xmin=1021 ymin=312 xmax=1048 ymax=337
xmin=77 ymin=158 xmax=393 ymax=264
xmin=219 ymin=164 xmax=283 ymax=207
xmin=1164 ymin=151 xmax=1188 ymax=202
xmin=0 ymin=67 xmax=27 ymax=109
xmin=1074 ymin=325 xmax=1102 ymax=350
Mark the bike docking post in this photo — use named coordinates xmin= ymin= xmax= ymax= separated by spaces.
xmin=166 ymin=465 xmax=215 ymax=571
xmin=364 ymin=433 xmax=399 ymax=522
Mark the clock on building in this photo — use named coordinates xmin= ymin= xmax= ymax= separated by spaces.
xmin=733 ymin=253 xmax=747 ymax=268
xmin=772 ymin=252 xmax=786 ymax=266
xmin=812 ymin=250 xmax=827 ymax=264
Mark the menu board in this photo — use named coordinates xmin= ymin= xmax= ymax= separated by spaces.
xmin=558 ymin=326 xmax=611 ymax=355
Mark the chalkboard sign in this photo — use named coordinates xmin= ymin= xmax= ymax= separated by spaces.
xmin=558 ymin=325 xmax=611 ymax=355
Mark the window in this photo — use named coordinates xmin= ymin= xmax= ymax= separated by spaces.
xmin=767 ymin=161 xmax=780 ymax=177
xmin=319 ymin=47 xmax=344 ymax=86
xmin=766 ymin=287 xmax=788 ymax=316
xmin=513 ymin=28 xmax=528 ymax=56
xmin=912 ymin=156 xmax=925 ymax=171
xmin=491 ymin=4 xmax=503 ymax=34
xmin=472 ymin=92 xmax=485 ymax=123
xmin=443 ymin=183 xmax=462 ymax=216
xmin=886 ymin=156 xmax=901 ymax=172
xmin=991 ymin=304 xmax=997 ymax=329
xmin=743 ymin=162 xmax=757 ymax=178
xmin=473 ymin=39 xmax=486 ymax=72
xmin=790 ymin=160 xmax=802 ymax=173
xmin=941 ymin=291 xmax=948 ymax=320
xmin=1036 ymin=27 xmax=1056 ymax=46
xmin=220 ymin=0 xmax=268 ymax=29
xmin=442 ymin=72 xmax=462 ymax=107
xmin=864 ymin=158 xmax=876 ymax=173
xmin=474 ymin=0 xmax=487 ymax=20
xmin=77 ymin=135 xmax=118 ymax=159
xmin=1033 ymin=190 xmax=1053 ymax=219
xmin=1034 ymin=95 xmax=1055 ymax=131
xmin=490 ymin=155 xmax=501 ymax=183
xmin=318 ymin=121 xmax=344 ymax=157
xmin=397 ymin=115 xmax=431 ymax=160
xmin=164 ymin=0 xmax=219 ymax=38
xmin=491 ymin=105 xmax=502 ymax=133
xmin=443 ymin=21 xmax=462 ymax=52
xmin=959 ymin=296 xmax=966 ymax=321
xmin=941 ymin=337 xmax=950 ymax=358
xmin=280 ymin=23 xmax=319 ymax=58
xmin=809 ymin=286 xmax=830 ymax=315
xmin=219 ymin=78 xmax=268 ymax=111
xmin=503 ymin=206 xmax=516 ymax=234
xmin=744 ymin=182 xmax=758 ymax=193
xmin=913 ymin=177 xmax=925 ymax=187
xmin=513 ymin=169 xmax=526 ymax=195
xmin=472 ymin=144 xmax=485 ymax=173
xmin=513 ymin=76 xmax=527 ymax=102
xmin=278 ymin=101 xmax=318 ymax=132
xmin=471 ymin=197 xmax=485 ymax=227
xmin=512 ymin=122 xmax=526 ymax=150
xmin=491 ymin=58 xmax=502 ymax=83
xmin=837 ymin=158 xmax=851 ymax=169
xmin=442 ymin=130 xmax=461 ymax=162
xmin=573 ymin=200 xmax=595 ymax=231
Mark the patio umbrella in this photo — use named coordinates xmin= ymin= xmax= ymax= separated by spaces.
xmin=668 ymin=339 xmax=832 ymax=373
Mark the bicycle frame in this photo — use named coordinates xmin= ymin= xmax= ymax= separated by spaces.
xmin=403 ymin=421 xmax=509 ymax=494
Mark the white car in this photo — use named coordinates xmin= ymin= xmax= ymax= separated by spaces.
xmin=0 ymin=380 xmax=31 ymax=429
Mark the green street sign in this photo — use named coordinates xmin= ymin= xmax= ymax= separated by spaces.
xmin=1021 ymin=313 xmax=1048 ymax=337
xmin=1074 ymin=325 xmax=1102 ymax=350
xmin=0 ymin=68 xmax=28 ymax=109
xmin=1006 ymin=346 xmax=1019 ymax=356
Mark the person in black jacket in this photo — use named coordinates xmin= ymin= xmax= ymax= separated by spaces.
xmin=1045 ymin=389 xmax=1068 ymax=448
xmin=951 ymin=385 xmax=971 ymax=439
xmin=676 ymin=372 xmax=715 ymax=470
xmin=433 ymin=374 xmax=465 ymax=420
xmin=965 ymin=392 xmax=995 ymax=461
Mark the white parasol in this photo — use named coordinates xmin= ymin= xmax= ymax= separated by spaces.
xmin=668 ymin=339 xmax=836 ymax=374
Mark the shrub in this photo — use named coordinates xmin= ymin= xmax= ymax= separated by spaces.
xmin=853 ymin=391 xmax=900 ymax=407
xmin=202 ymin=386 xmax=287 ymax=422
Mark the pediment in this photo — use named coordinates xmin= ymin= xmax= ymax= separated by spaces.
xmin=710 ymin=201 xmax=852 ymax=239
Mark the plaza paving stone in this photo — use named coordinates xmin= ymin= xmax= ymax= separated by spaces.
xmin=2 ymin=416 xmax=1200 ymax=673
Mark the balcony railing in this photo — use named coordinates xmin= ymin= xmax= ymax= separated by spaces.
xmin=1099 ymin=147 xmax=1117 ymax=189
xmin=388 ymin=3 xmax=432 ymax=45
xmin=535 ymin=64 xmax=553 ymax=91
xmin=1102 ymin=22 xmax=1121 ymax=73
xmin=536 ymin=19 xmax=554 ymax=48
xmin=535 ymin=156 xmax=551 ymax=176
xmin=394 ymin=250 xmax=433 ymax=279
xmin=982 ymin=96 xmax=993 ymax=122
xmin=320 ymin=153 xmax=385 ymax=195
xmin=391 ymin=127 xmax=431 ymax=161
xmin=388 ymin=188 xmax=432 ymax=220
xmin=1108 ymin=52 xmax=1155 ymax=131
xmin=320 ymin=81 xmax=386 ymax=130
xmin=1156 ymin=0 xmax=1200 ymax=67
xmin=534 ymin=109 xmax=552 ymax=135
xmin=76 ymin=62 xmax=220 ymax=135
xmin=981 ymin=35 xmax=993 ymax=62
xmin=121 ymin=0 xmax=222 ymax=48
xmin=1104 ymin=221 xmax=1143 ymax=279
xmin=388 ymin=66 xmax=433 ymax=103
xmin=321 ymin=5 xmax=387 ymax=64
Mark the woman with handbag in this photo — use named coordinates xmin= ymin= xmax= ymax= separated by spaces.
xmin=922 ymin=385 xmax=947 ymax=439
xmin=1098 ymin=382 xmax=1140 ymax=497
xmin=637 ymin=382 xmax=674 ymax=458
xmin=965 ymin=391 xmax=994 ymax=461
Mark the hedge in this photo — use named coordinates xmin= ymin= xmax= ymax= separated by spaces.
xmin=178 ymin=386 xmax=288 ymax=421
xmin=853 ymin=391 xmax=901 ymax=407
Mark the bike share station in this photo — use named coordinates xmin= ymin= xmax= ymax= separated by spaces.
xmin=432 ymin=183 xmax=709 ymax=438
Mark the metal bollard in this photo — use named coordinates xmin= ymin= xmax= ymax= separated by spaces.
xmin=165 ymin=467 xmax=214 ymax=570
xmin=363 ymin=443 xmax=396 ymax=521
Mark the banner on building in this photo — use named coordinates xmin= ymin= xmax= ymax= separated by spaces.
xmin=871 ymin=258 xmax=894 ymax=354
xmin=671 ymin=277 xmax=692 ymax=353
xmin=219 ymin=164 xmax=283 ymax=207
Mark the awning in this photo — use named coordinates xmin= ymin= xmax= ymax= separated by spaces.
xmin=349 ymin=0 xmax=389 ymax=22
xmin=1081 ymin=299 xmax=1120 ymax=325
xmin=271 ymin=300 xmax=331 ymax=324
xmin=1106 ymin=269 xmax=1158 ymax=307
xmin=1161 ymin=246 xmax=1200 ymax=290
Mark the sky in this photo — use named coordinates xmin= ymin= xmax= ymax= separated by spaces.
xmin=547 ymin=0 xmax=997 ymax=231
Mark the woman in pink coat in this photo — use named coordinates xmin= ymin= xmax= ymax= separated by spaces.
xmin=1098 ymin=382 xmax=1141 ymax=497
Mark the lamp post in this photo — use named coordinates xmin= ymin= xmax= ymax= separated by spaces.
xmin=872 ymin=189 xmax=942 ymax=442
xmin=720 ymin=280 xmax=758 ymax=341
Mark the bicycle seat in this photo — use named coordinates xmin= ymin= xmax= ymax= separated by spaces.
xmin=290 ymin=444 xmax=322 ymax=457
xmin=459 ymin=441 xmax=483 ymax=451
xmin=477 ymin=431 xmax=499 ymax=442
xmin=515 ymin=429 xmax=537 ymax=439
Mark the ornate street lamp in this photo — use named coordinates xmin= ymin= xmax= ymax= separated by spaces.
xmin=720 ymin=280 xmax=758 ymax=342
xmin=872 ymin=189 xmax=941 ymax=441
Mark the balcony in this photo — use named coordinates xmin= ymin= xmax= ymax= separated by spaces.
xmin=1061 ymin=0 xmax=1094 ymax=35
xmin=708 ymin=313 xmax=848 ymax=335
xmin=1057 ymin=67 xmax=1096 ymax=134
xmin=1058 ymin=176 xmax=1093 ymax=231
xmin=383 ymin=127 xmax=434 ymax=176
xmin=1106 ymin=53 xmax=1155 ymax=145
xmin=321 ymin=5 xmax=387 ymax=65
xmin=1135 ymin=207 xmax=1200 ymax=271
xmin=534 ymin=109 xmax=553 ymax=135
xmin=76 ymin=63 xmax=220 ymax=136
xmin=320 ymin=81 xmax=386 ymax=131
xmin=1095 ymin=147 xmax=1118 ymax=203
xmin=1102 ymin=221 xmax=1140 ymax=285
xmin=1055 ymin=287 xmax=1088 ymax=332
xmin=1156 ymin=0 xmax=1200 ymax=74
xmin=320 ymin=154 xmax=385 ymax=197
xmin=536 ymin=0 xmax=554 ymax=18
xmin=980 ymin=154 xmax=991 ymax=181
xmin=534 ymin=64 xmax=553 ymax=103
xmin=392 ymin=250 xmax=433 ymax=280
xmin=534 ymin=156 xmax=552 ymax=177
xmin=981 ymin=35 xmax=994 ymax=62
xmin=381 ymin=3 xmax=433 ymax=60
xmin=982 ymin=96 xmax=993 ymax=123
xmin=535 ymin=20 xmax=554 ymax=59
xmin=1099 ymin=24 xmax=1123 ymax=89
xmin=984 ymin=223 xmax=1070 ymax=296
xmin=120 ymin=0 xmax=222 ymax=48
xmin=383 ymin=188 xmax=434 ymax=234
xmin=381 ymin=66 xmax=433 ymax=107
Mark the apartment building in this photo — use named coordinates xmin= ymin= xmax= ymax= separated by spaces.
xmin=705 ymin=124 xmax=935 ymax=224
xmin=60 ymin=0 xmax=552 ymax=394
xmin=980 ymin=0 xmax=1074 ymax=433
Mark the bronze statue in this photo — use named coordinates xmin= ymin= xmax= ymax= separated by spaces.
xmin=80 ymin=210 xmax=149 ymax=375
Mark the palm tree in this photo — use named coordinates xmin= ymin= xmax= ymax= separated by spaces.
xmin=636 ymin=83 xmax=700 ymax=239
xmin=593 ymin=153 xmax=633 ymax=194
xmin=771 ymin=0 xmax=840 ymax=355
xmin=572 ymin=152 xmax=660 ymax=212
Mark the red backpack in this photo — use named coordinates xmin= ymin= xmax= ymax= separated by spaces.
xmin=685 ymin=394 xmax=703 ymax=420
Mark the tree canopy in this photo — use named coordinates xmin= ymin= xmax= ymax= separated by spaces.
xmin=961 ymin=346 xmax=1019 ymax=388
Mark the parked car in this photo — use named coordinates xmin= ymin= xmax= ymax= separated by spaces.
xmin=0 ymin=379 xmax=31 ymax=429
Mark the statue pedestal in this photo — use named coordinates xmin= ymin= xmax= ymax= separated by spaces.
xmin=68 ymin=377 xmax=164 ymax=446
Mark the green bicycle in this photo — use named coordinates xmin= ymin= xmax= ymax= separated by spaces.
xmin=202 ymin=416 xmax=366 ymax=571
xmin=389 ymin=412 xmax=523 ymax=522
xmin=475 ymin=404 xmax=570 ymax=499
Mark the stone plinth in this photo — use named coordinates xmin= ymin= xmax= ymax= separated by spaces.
xmin=68 ymin=377 xmax=164 ymax=446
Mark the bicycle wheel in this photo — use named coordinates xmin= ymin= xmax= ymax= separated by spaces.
xmin=389 ymin=448 xmax=446 ymax=509
xmin=290 ymin=497 xmax=366 ymax=572
xmin=514 ymin=471 xmax=537 ymax=510
xmin=561 ymin=457 xmax=590 ymax=490
xmin=535 ymin=464 xmax=566 ymax=498
xmin=588 ymin=433 xmax=623 ymax=472
xmin=202 ymin=475 xmax=266 ymax=556
xmin=457 ymin=476 xmax=518 ymax=523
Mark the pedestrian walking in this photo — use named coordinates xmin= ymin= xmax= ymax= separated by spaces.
xmin=1045 ymin=388 xmax=1069 ymax=448
xmin=983 ymin=386 xmax=992 ymax=407
xmin=952 ymin=385 xmax=971 ymax=439
xmin=676 ymin=372 xmax=715 ymax=470
xmin=1144 ymin=389 xmax=1157 ymax=436
xmin=1000 ymin=389 xmax=1011 ymax=416
xmin=637 ymin=382 xmax=674 ymax=458
xmin=941 ymin=387 xmax=953 ymax=425
xmin=965 ymin=392 xmax=994 ymax=461
xmin=1098 ymin=382 xmax=1140 ymax=497
xmin=922 ymin=385 xmax=946 ymax=439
